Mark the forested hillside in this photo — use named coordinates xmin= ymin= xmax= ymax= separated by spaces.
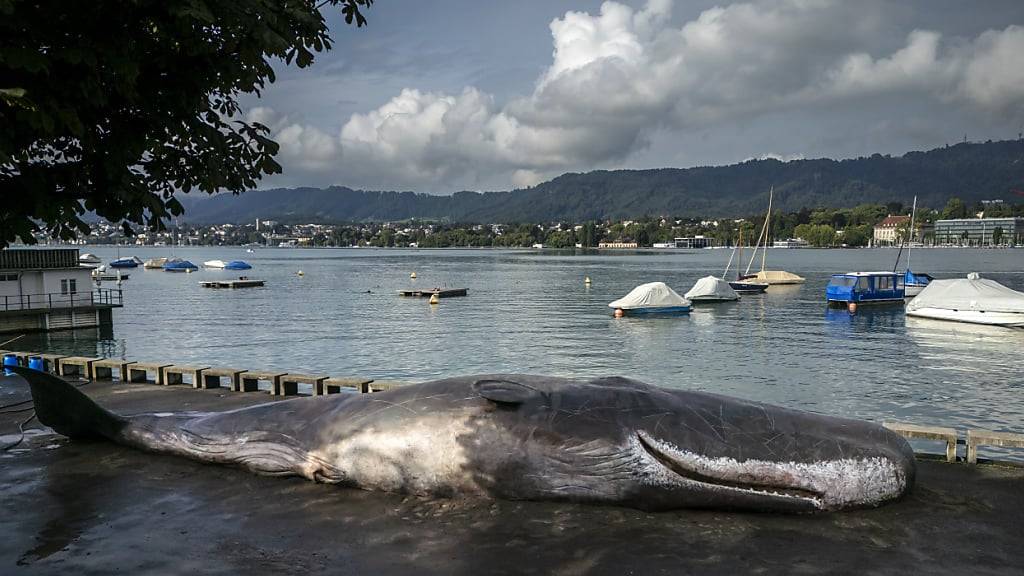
xmin=180 ymin=140 xmax=1024 ymax=223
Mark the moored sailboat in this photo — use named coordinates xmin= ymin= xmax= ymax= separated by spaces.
xmin=741 ymin=187 xmax=805 ymax=285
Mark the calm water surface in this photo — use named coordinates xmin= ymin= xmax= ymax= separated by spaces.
xmin=12 ymin=246 xmax=1024 ymax=452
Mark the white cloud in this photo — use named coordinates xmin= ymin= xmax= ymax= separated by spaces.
xmin=255 ymin=0 xmax=1024 ymax=191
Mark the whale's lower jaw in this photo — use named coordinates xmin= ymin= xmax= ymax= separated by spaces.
xmin=634 ymin=431 xmax=911 ymax=511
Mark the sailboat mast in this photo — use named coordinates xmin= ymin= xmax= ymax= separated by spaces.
xmin=744 ymin=189 xmax=770 ymax=275
xmin=761 ymin=186 xmax=773 ymax=273
xmin=907 ymin=195 xmax=917 ymax=270
xmin=737 ymin=227 xmax=744 ymax=280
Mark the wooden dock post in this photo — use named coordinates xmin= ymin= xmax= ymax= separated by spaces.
xmin=238 ymin=371 xmax=286 ymax=394
xmin=162 ymin=365 xmax=210 ymax=388
xmin=322 ymin=377 xmax=375 ymax=395
xmin=884 ymin=422 xmax=959 ymax=463
xmin=39 ymin=353 xmax=67 ymax=374
xmin=91 ymin=359 xmax=137 ymax=381
xmin=966 ymin=429 xmax=1024 ymax=464
xmin=279 ymin=373 xmax=328 ymax=396
xmin=57 ymin=357 xmax=101 ymax=379
xmin=127 ymin=362 xmax=173 ymax=385
xmin=200 ymin=368 xmax=247 ymax=391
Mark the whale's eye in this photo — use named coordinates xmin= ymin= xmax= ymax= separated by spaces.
xmin=473 ymin=379 xmax=541 ymax=404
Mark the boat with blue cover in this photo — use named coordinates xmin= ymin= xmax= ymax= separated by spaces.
xmin=109 ymin=256 xmax=143 ymax=268
xmin=164 ymin=258 xmax=199 ymax=272
xmin=903 ymin=269 xmax=934 ymax=297
xmin=826 ymin=271 xmax=905 ymax=307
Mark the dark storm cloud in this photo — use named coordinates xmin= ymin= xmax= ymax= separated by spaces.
xmin=244 ymin=0 xmax=1024 ymax=192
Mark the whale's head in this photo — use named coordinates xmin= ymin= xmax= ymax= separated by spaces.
xmin=470 ymin=376 xmax=915 ymax=512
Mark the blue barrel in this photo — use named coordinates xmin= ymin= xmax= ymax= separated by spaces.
xmin=28 ymin=356 xmax=44 ymax=371
xmin=2 ymin=353 xmax=17 ymax=376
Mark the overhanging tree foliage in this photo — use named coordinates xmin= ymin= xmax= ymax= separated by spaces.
xmin=0 ymin=0 xmax=372 ymax=248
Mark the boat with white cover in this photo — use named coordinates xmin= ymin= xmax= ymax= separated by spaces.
xmin=685 ymin=276 xmax=740 ymax=302
xmin=608 ymin=282 xmax=692 ymax=315
xmin=78 ymin=253 xmax=102 ymax=267
xmin=905 ymin=273 xmax=1024 ymax=328
xmin=204 ymin=260 xmax=227 ymax=268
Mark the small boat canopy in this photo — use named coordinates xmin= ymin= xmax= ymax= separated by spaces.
xmin=907 ymin=273 xmax=1024 ymax=314
xmin=203 ymin=260 xmax=226 ymax=268
xmin=609 ymin=282 xmax=691 ymax=310
xmin=685 ymin=276 xmax=739 ymax=301
xmin=79 ymin=253 xmax=101 ymax=264
xmin=903 ymin=269 xmax=933 ymax=285
xmin=223 ymin=260 xmax=252 ymax=270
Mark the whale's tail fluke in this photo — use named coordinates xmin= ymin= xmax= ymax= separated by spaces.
xmin=9 ymin=366 xmax=127 ymax=439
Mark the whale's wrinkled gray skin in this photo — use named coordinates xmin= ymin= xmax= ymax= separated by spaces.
xmin=15 ymin=367 xmax=915 ymax=512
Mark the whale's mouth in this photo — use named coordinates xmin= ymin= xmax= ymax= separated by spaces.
xmin=636 ymin=431 xmax=824 ymax=506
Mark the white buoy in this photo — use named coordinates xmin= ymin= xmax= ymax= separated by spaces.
xmin=584 ymin=276 xmax=592 ymax=285
xmin=410 ymin=272 xmax=417 ymax=279
xmin=297 ymin=270 xmax=304 ymax=276
xmin=429 ymin=292 xmax=440 ymax=305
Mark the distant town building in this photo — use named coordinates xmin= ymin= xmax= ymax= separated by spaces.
xmin=773 ymin=238 xmax=809 ymax=248
xmin=672 ymin=236 xmax=716 ymax=249
xmin=598 ymin=241 xmax=639 ymax=249
xmin=872 ymin=215 xmax=910 ymax=246
xmin=934 ymin=217 xmax=1024 ymax=246
xmin=0 ymin=248 xmax=122 ymax=333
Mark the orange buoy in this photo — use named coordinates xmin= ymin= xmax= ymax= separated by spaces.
xmin=613 ymin=308 xmax=624 ymax=318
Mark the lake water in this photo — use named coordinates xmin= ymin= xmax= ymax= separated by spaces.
xmin=10 ymin=246 xmax=1024 ymax=450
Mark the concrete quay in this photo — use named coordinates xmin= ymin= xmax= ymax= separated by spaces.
xmin=1 ymin=376 xmax=1023 ymax=575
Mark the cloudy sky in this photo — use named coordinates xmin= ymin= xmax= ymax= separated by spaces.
xmin=240 ymin=0 xmax=1024 ymax=193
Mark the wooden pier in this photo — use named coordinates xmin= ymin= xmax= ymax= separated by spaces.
xmin=200 ymin=279 xmax=265 ymax=289
xmin=397 ymin=288 xmax=468 ymax=298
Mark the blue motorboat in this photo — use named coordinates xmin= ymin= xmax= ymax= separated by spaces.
xmin=163 ymin=258 xmax=199 ymax=272
xmin=826 ymin=272 xmax=905 ymax=307
xmin=223 ymin=260 xmax=253 ymax=270
xmin=109 ymin=256 xmax=142 ymax=268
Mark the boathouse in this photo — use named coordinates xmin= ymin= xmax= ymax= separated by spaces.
xmin=0 ymin=248 xmax=123 ymax=333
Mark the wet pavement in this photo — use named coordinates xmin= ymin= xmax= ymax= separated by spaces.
xmin=1 ymin=377 xmax=1022 ymax=575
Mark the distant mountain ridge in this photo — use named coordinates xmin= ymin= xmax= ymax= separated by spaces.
xmin=180 ymin=140 xmax=1024 ymax=223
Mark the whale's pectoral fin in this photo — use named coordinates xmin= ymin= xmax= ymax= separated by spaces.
xmin=473 ymin=378 xmax=542 ymax=404
xmin=8 ymin=366 xmax=127 ymax=439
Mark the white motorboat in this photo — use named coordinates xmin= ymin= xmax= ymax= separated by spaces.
xmin=685 ymin=276 xmax=740 ymax=302
xmin=906 ymin=273 xmax=1024 ymax=328
xmin=204 ymin=259 xmax=227 ymax=269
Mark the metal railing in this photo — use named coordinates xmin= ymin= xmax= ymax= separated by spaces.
xmin=1 ymin=288 xmax=122 ymax=312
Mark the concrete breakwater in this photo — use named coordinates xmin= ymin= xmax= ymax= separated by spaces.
xmin=3 ymin=348 xmax=1023 ymax=464
xmin=0 ymin=350 xmax=404 ymax=396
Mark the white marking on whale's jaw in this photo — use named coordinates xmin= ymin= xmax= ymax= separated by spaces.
xmin=633 ymin=432 xmax=910 ymax=511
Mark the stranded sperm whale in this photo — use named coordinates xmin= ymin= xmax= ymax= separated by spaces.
xmin=12 ymin=367 xmax=915 ymax=512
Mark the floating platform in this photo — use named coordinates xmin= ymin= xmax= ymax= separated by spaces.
xmin=199 ymin=279 xmax=265 ymax=289
xmin=397 ymin=288 xmax=468 ymax=298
